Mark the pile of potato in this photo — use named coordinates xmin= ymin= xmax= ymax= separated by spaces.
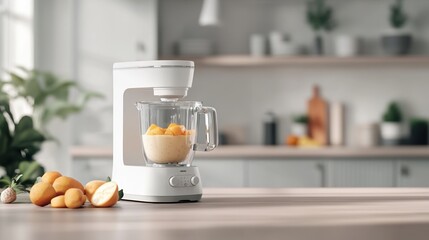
xmin=29 ymin=171 xmax=119 ymax=209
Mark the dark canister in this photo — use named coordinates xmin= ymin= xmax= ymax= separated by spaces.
xmin=263 ymin=112 xmax=277 ymax=145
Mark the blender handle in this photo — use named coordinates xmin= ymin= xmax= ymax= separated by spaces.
xmin=194 ymin=106 xmax=218 ymax=151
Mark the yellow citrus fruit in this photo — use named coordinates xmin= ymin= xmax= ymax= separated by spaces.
xmin=30 ymin=182 xmax=57 ymax=207
xmin=64 ymin=188 xmax=85 ymax=209
xmin=90 ymin=182 xmax=119 ymax=208
xmin=51 ymin=195 xmax=66 ymax=208
xmin=52 ymin=176 xmax=84 ymax=195
xmin=84 ymin=180 xmax=106 ymax=202
xmin=41 ymin=171 xmax=62 ymax=185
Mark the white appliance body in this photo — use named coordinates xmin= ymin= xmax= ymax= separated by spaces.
xmin=112 ymin=60 xmax=203 ymax=203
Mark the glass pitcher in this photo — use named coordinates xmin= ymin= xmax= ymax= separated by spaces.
xmin=136 ymin=101 xmax=218 ymax=167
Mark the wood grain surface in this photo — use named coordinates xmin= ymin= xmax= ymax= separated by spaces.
xmin=2 ymin=188 xmax=429 ymax=240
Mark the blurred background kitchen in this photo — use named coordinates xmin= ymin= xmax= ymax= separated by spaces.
xmin=2 ymin=0 xmax=429 ymax=188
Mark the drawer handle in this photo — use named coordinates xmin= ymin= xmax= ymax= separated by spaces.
xmin=400 ymin=165 xmax=410 ymax=177
xmin=316 ymin=163 xmax=326 ymax=187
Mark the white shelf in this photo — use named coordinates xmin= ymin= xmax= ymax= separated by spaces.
xmin=70 ymin=145 xmax=429 ymax=159
xmin=160 ymin=55 xmax=429 ymax=67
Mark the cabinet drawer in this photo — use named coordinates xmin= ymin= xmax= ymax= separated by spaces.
xmin=328 ymin=159 xmax=395 ymax=187
xmin=397 ymin=160 xmax=429 ymax=187
xmin=196 ymin=158 xmax=246 ymax=187
xmin=248 ymin=160 xmax=324 ymax=187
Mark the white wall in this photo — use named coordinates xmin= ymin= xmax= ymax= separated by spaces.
xmin=74 ymin=0 xmax=157 ymax=146
xmin=34 ymin=0 xmax=157 ymax=178
xmin=160 ymin=0 xmax=429 ymax=55
xmin=186 ymin=65 xmax=429 ymax=145
xmin=161 ymin=0 xmax=429 ymax=145
xmin=33 ymin=0 xmax=75 ymax=174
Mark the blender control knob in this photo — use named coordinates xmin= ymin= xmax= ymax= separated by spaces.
xmin=191 ymin=176 xmax=200 ymax=186
xmin=169 ymin=176 xmax=180 ymax=187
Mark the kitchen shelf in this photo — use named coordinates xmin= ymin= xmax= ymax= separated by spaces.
xmin=160 ymin=55 xmax=429 ymax=67
xmin=70 ymin=146 xmax=113 ymax=159
xmin=196 ymin=145 xmax=429 ymax=159
xmin=70 ymin=145 xmax=429 ymax=159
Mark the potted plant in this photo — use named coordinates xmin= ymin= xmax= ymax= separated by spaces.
xmin=306 ymin=0 xmax=336 ymax=55
xmin=380 ymin=102 xmax=403 ymax=146
xmin=382 ymin=0 xmax=412 ymax=55
xmin=409 ymin=118 xmax=428 ymax=145
xmin=291 ymin=115 xmax=308 ymax=137
xmin=0 ymin=68 xmax=101 ymax=188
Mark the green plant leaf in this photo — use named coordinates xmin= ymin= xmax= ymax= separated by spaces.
xmin=24 ymin=75 xmax=42 ymax=100
xmin=118 ymin=189 xmax=124 ymax=200
xmin=0 ymin=176 xmax=11 ymax=186
xmin=48 ymin=81 xmax=76 ymax=101
xmin=21 ymin=144 xmax=42 ymax=159
xmin=14 ymin=116 xmax=33 ymax=135
xmin=0 ymin=98 xmax=15 ymax=124
xmin=55 ymin=105 xmax=82 ymax=119
xmin=0 ymin=113 xmax=11 ymax=155
xmin=11 ymin=129 xmax=45 ymax=148
xmin=18 ymin=161 xmax=44 ymax=183
xmin=9 ymin=73 xmax=25 ymax=88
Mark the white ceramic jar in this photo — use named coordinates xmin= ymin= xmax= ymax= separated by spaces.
xmin=334 ymin=35 xmax=361 ymax=57
xmin=380 ymin=122 xmax=402 ymax=145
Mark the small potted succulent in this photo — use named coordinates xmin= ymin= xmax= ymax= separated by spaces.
xmin=306 ymin=0 xmax=336 ymax=55
xmin=291 ymin=115 xmax=308 ymax=137
xmin=382 ymin=0 xmax=412 ymax=55
xmin=409 ymin=118 xmax=428 ymax=145
xmin=380 ymin=102 xmax=403 ymax=146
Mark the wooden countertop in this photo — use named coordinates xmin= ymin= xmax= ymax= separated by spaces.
xmin=70 ymin=145 xmax=429 ymax=159
xmin=2 ymin=188 xmax=429 ymax=240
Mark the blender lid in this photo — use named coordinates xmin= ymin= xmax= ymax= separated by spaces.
xmin=113 ymin=60 xmax=194 ymax=69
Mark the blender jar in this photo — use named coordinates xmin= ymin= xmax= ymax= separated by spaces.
xmin=136 ymin=101 xmax=217 ymax=166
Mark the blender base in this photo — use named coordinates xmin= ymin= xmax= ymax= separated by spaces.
xmin=114 ymin=165 xmax=203 ymax=203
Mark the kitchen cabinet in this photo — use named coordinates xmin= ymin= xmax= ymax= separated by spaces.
xmin=197 ymin=159 xmax=246 ymax=187
xmin=73 ymin=159 xmax=113 ymax=184
xmin=328 ymin=159 xmax=395 ymax=187
xmin=72 ymin=146 xmax=429 ymax=188
xmin=247 ymin=159 xmax=325 ymax=187
xmin=397 ymin=160 xmax=429 ymax=187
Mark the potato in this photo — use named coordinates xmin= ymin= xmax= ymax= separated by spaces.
xmin=91 ymin=182 xmax=119 ymax=208
xmin=41 ymin=171 xmax=62 ymax=185
xmin=51 ymin=195 xmax=66 ymax=208
xmin=64 ymin=188 xmax=85 ymax=209
xmin=84 ymin=180 xmax=106 ymax=202
xmin=30 ymin=182 xmax=57 ymax=207
xmin=53 ymin=176 xmax=84 ymax=195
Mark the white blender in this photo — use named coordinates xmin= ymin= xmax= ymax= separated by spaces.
xmin=112 ymin=60 xmax=218 ymax=202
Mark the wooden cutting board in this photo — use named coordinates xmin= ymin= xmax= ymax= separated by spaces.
xmin=308 ymin=85 xmax=329 ymax=145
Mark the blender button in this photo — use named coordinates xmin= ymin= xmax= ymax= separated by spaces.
xmin=169 ymin=176 xmax=180 ymax=187
xmin=191 ymin=176 xmax=200 ymax=186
